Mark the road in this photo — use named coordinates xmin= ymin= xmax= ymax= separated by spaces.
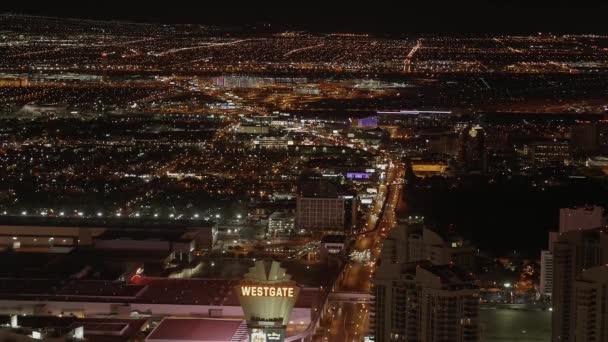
xmin=315 ymin=161 xmax=405 ymax=341
xmin=341 ymin=161 xmax=405 ymax=293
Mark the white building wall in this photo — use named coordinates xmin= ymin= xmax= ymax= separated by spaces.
xmin=540 ymin=250 xmax=554 ymax=297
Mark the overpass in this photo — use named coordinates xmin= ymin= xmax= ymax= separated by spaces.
xmin=327 ymin=291 xmax=374 ymax=303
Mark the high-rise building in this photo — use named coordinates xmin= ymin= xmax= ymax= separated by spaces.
xmin=373 ymin=222 xmax=479 ymax=342
xmin=539 ymin=250 xmax=554 ymax=298
xmin=295 ymin=178 xmax=356 ymax=233
xmin=382 ymin=221 xmax=476 ymax=270
xmin=374 ymin=261 xmax=480 ymax=342
xmin=559 ymin=206 xmax=603 ymax=233
xmin=457 ymin=125 xmax=486 ymax=171
xmin=296 ymin=196 xmax=355 ymax=233
xmin=571 ymin=123 xmax=600 ymax=156
xmin=541 ymin=207 xmax=603 ymax=299
xmin=551 ymin=228 xmax=608 ymax=342
xmin=572 ymin=265 xmax=608 ymax=342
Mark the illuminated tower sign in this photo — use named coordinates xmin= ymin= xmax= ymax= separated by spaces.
xmin=237 ymin=260 xmax=300 ymax=342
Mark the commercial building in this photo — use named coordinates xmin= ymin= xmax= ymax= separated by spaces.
xmin=268 ymin=211 xmax=296 ymax=236
xmin=146 ymin=318 xmax=247 ymax=342
xmin=373 ymin=221 xmax=479 ymax=341
xmin=551 ymin=228 xmax=608 ymax=342
xmin=319 ymin=234 xmax=347 ymax=257
xmin=425 ymin=133 xmax=459 ymax=156
xmin=92 ymin=230 xmax=195 ymax=254
xmin=539 ymin=250 xmax=554 ymax=298
xmin=296 ymin=197 xmax=356 ymax=233
xmin=409 ymin=159 xmax=449 ymax=177
xmin=571 ymin=123 xmax=600 ymax=156
xmin=528 ymin=141 xmax=570 ymax=165
xmin=252 ymin=136 xmax=293 ymax=149
xmin=0 ymin=217 xmax=217 ymax=251
xmin=237 ymin=124 xmax=270 ymax=135
xmin=541 ymin=206 xmax=603 ymax=299
xmin=295 ymin=179 xmax=356 ymax=234
xmin=458 ymin=125 xmax=486 ymax=171
xmin=374 ymin=261 xmax=480 ymax=342
xmin=0 ymin=315 xmax=148 ymax=342
xmin=382 ymin=221 xmax=476 ymax=270
xmin=236 ymin=261 xmax=301 ymax=342
xmin=586 ymin=156 xmax=608 ymax=175
xmin=351 ymin=116 xmax=379 ymax=128
xmin=571 ymin=265 xmax=608 ymax=342
xmin=559 ymin=206 xmax=603 ymax=233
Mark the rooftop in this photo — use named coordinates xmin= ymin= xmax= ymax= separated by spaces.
xmin=147 ymin=318 xmax=245 ymax=342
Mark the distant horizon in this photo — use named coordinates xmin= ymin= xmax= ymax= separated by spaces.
xmin=5 ymin=3 xmax=608 ymax=34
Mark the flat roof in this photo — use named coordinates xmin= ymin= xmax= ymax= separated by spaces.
xmin=321 ymin=234 xmax=346 ymax=243
xmin=95 ymin=229 xmax=191 ymax=242
xmin=147 ymin=318 xmax=244 ymax=342
xmin=0 ymin=277 xmax=323 ymax=308
xmin=0 ymin=216 xmax=214 ymax=230
xmin=0 ymin=315 xmax=147 ymax=342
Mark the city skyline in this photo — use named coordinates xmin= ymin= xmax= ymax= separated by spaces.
xmin=0 ymin=9 xmax=607 ymax=342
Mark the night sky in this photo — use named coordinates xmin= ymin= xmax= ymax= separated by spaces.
xmin=4 ymin=1 xmax=608 ymax=34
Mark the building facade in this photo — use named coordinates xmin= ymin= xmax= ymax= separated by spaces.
xmin=559 ymin=206 xmax=603 ymax=233
xmin=268 ymin=211 xmax=296 ymax=235
xmin=381 ymin=221 xmax=476 ymax=271
xmin=551 ymin=228 xmax=608 ymax=342
xmin=541 ymin=206 xmax=603 ymax=299
xmin=373 ymin=222 xmax=479 ymax=342
xmin=540 ymin=250 xmax=554 ymax=298
xmin=295 ymin=196 xmax=356 ymax=233
xmin=374 ymin=261 xmax=480 ymax=342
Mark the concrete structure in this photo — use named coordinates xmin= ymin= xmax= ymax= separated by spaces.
xmin=572 ymin=266 xmax=608 ymax=342
xmin=540 ymin=206 xmax=603 ymax=299
xmin=551 ymin=228 xmax=608 ymax=342
xmin=319 ymin=234 xmax=346 ymax=257
xmin=146 ymin=318 xmax=247 ymax=342
xmin=458 ymin=125 xmax=486 ymax=171
xmin=374 ymin=261 xmax=480 ymax=342
xmin=0 ymin=218 xmax=217 ymax=251
xmin=0 ymin=315 xmax=148 ymax=342
xmin=296 ymin=197 xmax=355 ymax=233
xmin=409 ymin=160 xmax=449 ymax=177
xmin=559 ymin=206 xmax=603 ymax=233
xmin=382 ymin=222 xmax=476 ymax=271
xmin=540 ymin=250 xmax=554 ymax=298
xmin=92 ymin=230 xmax=195 ymax=253
xmin=528 ymin=141 xmax=570 ymax=165
xmin=236 ymin=261 xmax=301 ymax=342
xmin=237 ymin=125 xmax=270 ymax=135
xmin=268 ymin=211 xmax=296 ymax=236
xmin=586 ymin=156 xmax=608 ymax=175
xmin=571 ymin=123 xmax=600 ymax=156
xmin=0 ymin=277 xmax=318 ymax=329
xmin=252 ymin=136 xmax=293 ymax=149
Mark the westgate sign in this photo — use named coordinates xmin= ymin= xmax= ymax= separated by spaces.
xmin=240 ymin=286 xmax=295 ymax=298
